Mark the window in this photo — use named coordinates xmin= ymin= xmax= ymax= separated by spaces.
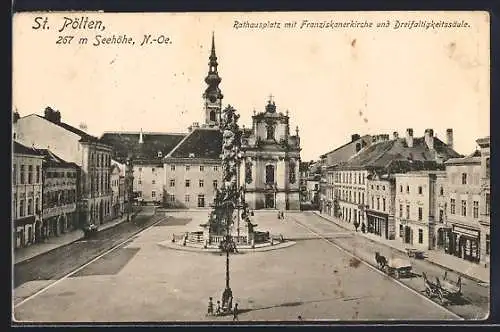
xmin=362 ymin=193 xmax=364 ymax=204
xmin=400 ymin=185 xmax=403 ymax=193
xmin=213 ymin=180 xmax=218 ymax=188
xmin=371 ymin=185 xmax=374 ymax=190
xmin=440 ymin=186 xmax=444 ymax=196
xmin=266 ymin=165 xmax=275 ymax=184
xmin=185 ymin=194 xmax=190 ymax=203
xmin=214 ymin=166 xmax=219 ymax=171
xmin=406 ymin=205 xmax=410 ymax=219
xmin=198 ymin=194 xmax=205 ymax=207
xmin=36 ymin=165 xmax=40 ymax=183
xmin=171 ymin=165 xmax=176 ymax=171
xmin=461 ymin=200 xmax=467 ymax=216
xmin=383 ymin=198 xmax=386 ymax=212
xmin=472 ymin=201 xmax=479 ymax=218
xmin=450 ymin=199 xmax=456 ymax=214
xmin=399 ymin=224 xmax=403 ymax=237
xmin=418 ymin=207 xmax=423 ymax=221
xmin=186 ymin=165 xmax=190 ymax=171
xmin=170 ymin=179 xmax=175 ymax=187
xmin=399 ymin=204 xmax=403 ymax=218
xmin=371 ymin=197 xmax=374 ymax=209
xmin=486 ymin=158 xmax=490 ymax=178
xmin=418 ymin=186 xmax=423 ymax=195
xmin=439 ymin=209 xmax=444 ymax=222
xmin=418 ymin=229 xmax=423 ymax=244
xmin=27 ymin=198 xmax=33 ymax=215
xmin=151 ymin=191 xmax=156 ymax=198
xmin=200 ymin=165 xmax=204 ymax=172
xmin=376 ymin=185 xmax=379 ymax=190
xmin=152 ymin=180 xmax=156 ymax=185
xmin=377 ymin=197 xmax=380 ymax=210
xmin=138 ymin=179 xmax=142 ymax=185
xmin=486 ymin=234 xmax=490 ymax=255
xmin=461 ymin=173 xmax=467 ymax=185
xmin=138 ymin=167 xmax=142 ymax=172
xmin=486 ymin=194 xmax=490 ymax=214
xmin=169 ymin=194 xmax=175 ymax=202
xmin=157 ymin=151 xmax=163 ymax=158
xmin=13 ymin=164 xmax=16 ymax=185
xmin=185 ymin=180 xmax=190 ymax=187
xmin=406 ymin=185 xmax=410 ymax=193
xmin=199 ymin=180 xmax=204 ymax=188
xmin=28 ymin=165 xmax=33 ymax=184
xmin=19 ymin=199 xmax=25 ymax=217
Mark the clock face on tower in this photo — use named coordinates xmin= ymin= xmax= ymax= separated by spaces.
xmin=209 ymin=95 xmax=217 ymax=103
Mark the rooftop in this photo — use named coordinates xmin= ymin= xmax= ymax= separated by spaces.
xmin=13 ymin=141 xmax=43 ymax=157
xmin=100 ymin=132 xmax=186 ymax=163
xmin=36 ymin=148 xmax=79 ymax=168
xmin=167 ymin=127 xmax=222 ymax=160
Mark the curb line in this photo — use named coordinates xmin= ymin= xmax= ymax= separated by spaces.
xmin=313 ymin=212 xmax=489 ymax=285
xmin=14 ymin=217 xmax=129 ymax=266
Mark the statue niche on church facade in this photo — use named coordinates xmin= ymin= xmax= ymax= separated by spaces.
xmin=245 ymin=159 xmax=253 ymax=184
xmin=289 ymin=159 xmax=297 ymax=184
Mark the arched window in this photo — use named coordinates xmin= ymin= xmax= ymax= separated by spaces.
xmin=209 ymin=110 xmax=216 ymax=122
xmin=266 ymin=165 xmax=275 ymax=184
xmin=266 ymin=124 xmax=275 ymax=140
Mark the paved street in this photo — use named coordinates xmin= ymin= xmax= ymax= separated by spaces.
xmin=13 ymin=208 xmax=165 ymax=306
xmin=13 ymin=211 xmax=487 ymax=322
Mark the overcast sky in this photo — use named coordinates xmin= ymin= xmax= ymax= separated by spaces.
xmin=13 ymin=12 xmax=489 ymax=161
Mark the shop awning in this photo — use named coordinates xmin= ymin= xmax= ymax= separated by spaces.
xmin=14 ymin=215 xmax=36 ymax=227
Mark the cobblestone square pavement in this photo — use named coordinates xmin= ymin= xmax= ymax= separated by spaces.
xmin=14 ymin=211 xmax=463 ymax=322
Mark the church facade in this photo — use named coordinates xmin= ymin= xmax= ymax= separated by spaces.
xmin=240 ymin=99 xmax=302 ymax=210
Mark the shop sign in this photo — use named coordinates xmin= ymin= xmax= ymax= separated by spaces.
xmin=453 ymin=225 xmax=479 ymax=238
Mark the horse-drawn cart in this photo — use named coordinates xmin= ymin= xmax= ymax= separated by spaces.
xmin=422 ymin=271 xmax=462 ymax=304
xmin=375 ymin=252 xmax=413 ymax=279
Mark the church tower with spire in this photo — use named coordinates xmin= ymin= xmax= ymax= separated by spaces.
xmin=203 ymin=32 xmax=224 ymax=127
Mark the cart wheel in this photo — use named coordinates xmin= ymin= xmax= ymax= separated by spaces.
xmin=384 ymin=266 xmax=390 ymax=275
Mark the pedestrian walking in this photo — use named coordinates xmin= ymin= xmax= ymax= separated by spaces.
xmin=281 ymin=211 xmax=285 ymax=219
xmin=215 ymin=300 xmax=221 ymax=316
xmin=277 ymin=211 xmax=281 ymax=219
xmin=232 ymin=303 xmax=239 ymax=321
xmin=207 ymin=297 xmax=214 ymax=316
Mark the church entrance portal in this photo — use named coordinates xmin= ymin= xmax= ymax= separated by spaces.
xmin=265 ymin=194 xmax=275 ymax=209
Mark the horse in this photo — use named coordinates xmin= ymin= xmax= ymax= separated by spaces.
xmin=375 ymin=252 xmax=387 ymax=270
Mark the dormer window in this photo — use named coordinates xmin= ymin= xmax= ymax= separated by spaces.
xmin=189 ymin=153 xmax=195 ymax=158
xmin=157 ymin=151 xmax=163 ymax=158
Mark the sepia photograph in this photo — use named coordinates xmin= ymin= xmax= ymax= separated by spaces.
xmin=12 ymin=11 xmax=490 ymax=323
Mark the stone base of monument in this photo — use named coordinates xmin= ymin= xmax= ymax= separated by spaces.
xmin=160 ymin=231 xmax=295 ymax=253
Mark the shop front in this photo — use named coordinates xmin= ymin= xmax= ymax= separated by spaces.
xmin=446 ymin=224 xmax=481 ymax=263
xmin=366 ymin=210 xmax=389 ymax=239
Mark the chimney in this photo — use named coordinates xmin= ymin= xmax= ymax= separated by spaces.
xmin=446 ymin=129 xmax=454 ymax=149
xmin=393 ymin=131 xmax=399 ymax=139
xmin=351 ymin=134 xmax=360 ymax=142
xmin=44 ymin=107 xmax=61 ymax=123
xmin=424 ymin=128 xmax=434 ymax=150
xmin=406 ymin=128 xmax=414 ymax=148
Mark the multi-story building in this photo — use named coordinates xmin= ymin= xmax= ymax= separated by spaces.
xmin=299 ymin=161 xmax=311 ymax=202
xmin=38 ymin=149 xmax=79 ymax=238
xmin=240 ymin=98 xmax=302 ymax=210
xmin=13 ymin=142 xmax=44 ymax=248
xmin=366 ymin=174 xmax=396 ymax=239
xmin=163 ymin=125 xmax=222 ymax=209
xmin=110 ymin=163 xmax=122 ymax=217
xmin=433 ymin=171 xmax=450 ymax=250
xmin=476 ymin=136 xmax=490 ymax=266
xmin=444 ymin=150 xmax=483 ymax=263
xmin=101 ymin=130 xmax=185 ymax=205
xmin=329 ymin=129 xmax=461 ymax=235
xmin=14 ymin=107 xmax=113 ymax=226
xmin=394 ymin=171 xmax=444 ymax=250
xmin=321 ymin=134 xmax=372 ymax=215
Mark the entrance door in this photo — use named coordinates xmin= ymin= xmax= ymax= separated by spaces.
xmin=198 ymin=195 xmax=205 ymax=208
xmin=265 ymin=194 xmax=275 ymax=208
xmin=404 ymin=226 xmax=411 ymax=244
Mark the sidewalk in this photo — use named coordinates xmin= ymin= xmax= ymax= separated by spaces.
xmin=14 ymin=215 xmax=129 ymax=265
xmin=313 ymin=211 xmax=490 ymax=284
